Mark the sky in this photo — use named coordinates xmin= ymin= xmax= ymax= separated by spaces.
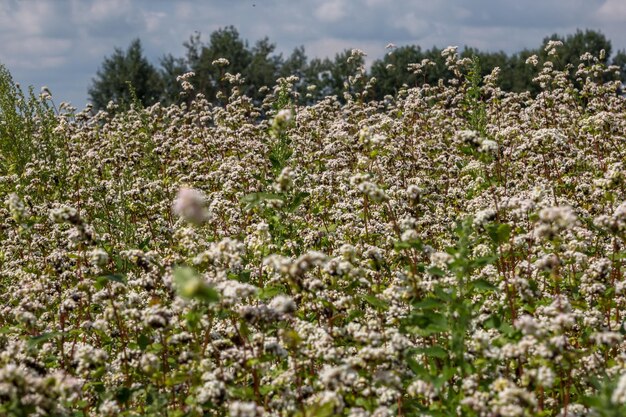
xmin=1 ymin=0 xmax=625 ymax=108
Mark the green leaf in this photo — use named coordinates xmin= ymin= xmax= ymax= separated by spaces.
xmin=301 ymin=401 xmax=336 ymax=417
xmin=174 ymin=267 xmax=219 ymax=304
xmin=185 ymin=310 xmax=202 ymax=329
xmin=404 ymin=311 xmax=448 ymax=335
xmin=258 ymin=285 xmax=287 ymax=300
xmin=394 ymin=239 xmax=423 ymax=250
xmin=116 ymin=386 xmax=132 ymax=404
xmin=138 ymin=236 xmax=151 ymax=250
xmin=434 ymin=286 xmax=453 ymax=302
xmin=427 ymin=266 xmax=446 ymax=277
xmin=471 ymin=279 xmax=496 ymax=291
xmin=394 ymin=241 xmax=412 ymax=250
xmin=138 ymin=333 xmax=151 ymax=350
xmin=238 ymin=270 xmax=251 ymax=283
xmin=285 ymin=192 xmax=309 ymax=213
xmin=362 ymin=294 xmax=389 ymax=311
xmin=473 ymin=255 xmax=498 ymax=267
xmin=95 ymin=274 xmax=126 ymax=289
xmin=0 ymin=326 xmax=14 ymax=335
xmin=412 ymin=297 xmax=441 ymax=310
xmin=241 ymin=192 xmax=285 ymax=210
xmin=84 ymin=381 xmax=105 ymax=394
xmin=499 ymin=322 xmax=516 ymax=336
xmin=487 ymin=223 xmax=511 ymax=245
xmin=483 ymin=314 xmax=502 ymax=330
xmin=417 ymin=345 xmax=448 ymax=359
xmin=28 ymin=331 xmax=63 ymax=347
xmin=405 ymin=354 xmax=425 ymax=376
xmin=345 ymin=309 xmax=364 ymax=323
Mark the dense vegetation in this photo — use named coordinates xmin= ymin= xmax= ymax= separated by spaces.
xmin=88 ymin=28 xmax=626 ymax=110
xmin=2 ymin=43 xmax=626 ymax=416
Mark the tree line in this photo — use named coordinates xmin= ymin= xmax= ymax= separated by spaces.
xmin=89 ymin=27 xmax=626 ymax=110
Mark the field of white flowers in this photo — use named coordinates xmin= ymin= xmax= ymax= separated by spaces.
xmin=1 ymin=44 xmax=626 ymax=417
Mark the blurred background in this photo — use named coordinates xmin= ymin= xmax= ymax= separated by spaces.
xmin=1 ymin=0 xmax=625 ymax=109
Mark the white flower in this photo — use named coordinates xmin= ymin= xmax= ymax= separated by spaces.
xmin=536 ymin=366 xmax=555 ymax=388
xmin=613 ymin=373 xmax=626 ymax=405
xmin=229 ymin=401 xmax=264 ymax=417
xmin=173 ymin=187 xmax=208 ymax=224
xmin=89 ymin=248 xmax=109 ymax=267
xmin=269 ymin=295 xmax=296 ymax=314
xmin=212 ymin=58 xmax=230 ymax=66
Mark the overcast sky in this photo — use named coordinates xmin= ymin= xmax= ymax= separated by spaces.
xmin=1 ymin=0 xmax=625 ymax=108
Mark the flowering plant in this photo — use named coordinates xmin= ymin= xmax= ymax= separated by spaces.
xmin=1 ymin=47 xmax=626 ymax=416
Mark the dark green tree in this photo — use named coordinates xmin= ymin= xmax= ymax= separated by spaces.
xmin=243 ymin=37 xmax=282 ymax=101
xmin=298 ymin=57 xmax=334 ymax=102
xmin=279 ymin=46 xmax=308 ymax=80
xmin=90 ymin=28 xmax=624 ymax=109
xmin=540 ymin=29 xmax=612 ymax=67
xmin=370 ymin=46 xmax=424 ymax=99
xmin=159 ymin=54 xmax=189 ymax=105
xmin=278 ymin=46 xmax=312 ymax=104
xmin=501 ymin=49 xmax=540 ymax=93
xmin=183 ymin=27 xmax=253 ymax=101
xmin=313 ymin=49 xmax=367 ymax=100
xmin=89 ymin=39 xmax=162 ymax=110
xmin=158 ymin=27 xmax=285 ymax=105
xmin=535 ymin=29 xmax=613 ymax=92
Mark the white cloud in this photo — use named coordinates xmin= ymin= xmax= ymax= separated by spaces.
xmin=143 ymin=11 xmax=168 ymax=33
xmin=315 ymin=0 xmax=348 ymax=22
xmin=85 ymin=0 xmax=132 ymax=20
xmin=596 ymin=0 xmax=626 ymax=21
xmin=174 ymin=2 xmax=195 ymax=20
xmin=0 ymin=1 xmax=74 ymax=38
xmin=3 ymin=37 xmax=72 ymax=61
xmin=393 ymin=13 xmax=433 ymax=38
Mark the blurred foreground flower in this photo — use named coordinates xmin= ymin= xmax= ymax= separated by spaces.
xmin=173 ymin=187 xmax=208 ymax=224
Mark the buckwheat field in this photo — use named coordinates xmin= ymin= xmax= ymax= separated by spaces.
xmin=2 ymin=45 xmax=626 ymax=417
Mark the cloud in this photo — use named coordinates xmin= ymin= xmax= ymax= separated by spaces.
xmin=0 ymin=1 xmax=74 ymax=38
xmin=393 ymin=13 xmax=435 ymax=39
xmin=430 ymin=0 xmax=606 ymax=28
xmin=596 ymin=0 xmax=626 ymax=21
xmin=315 ymin=0 xmax=348 ymax=22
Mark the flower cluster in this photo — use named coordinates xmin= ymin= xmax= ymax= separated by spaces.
xmin=1 ymin=47 xmax=626 ymax=416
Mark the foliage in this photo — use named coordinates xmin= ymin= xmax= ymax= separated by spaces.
xmin=2 ymin=46 xmax=626 ymax=417
xmin=0 ymin=64 xmax=66 ymax=188
xmin=88 ymin=39 xmax=163 ymax=110
xmin=90 ymin=28 xmax=626 ymax=111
